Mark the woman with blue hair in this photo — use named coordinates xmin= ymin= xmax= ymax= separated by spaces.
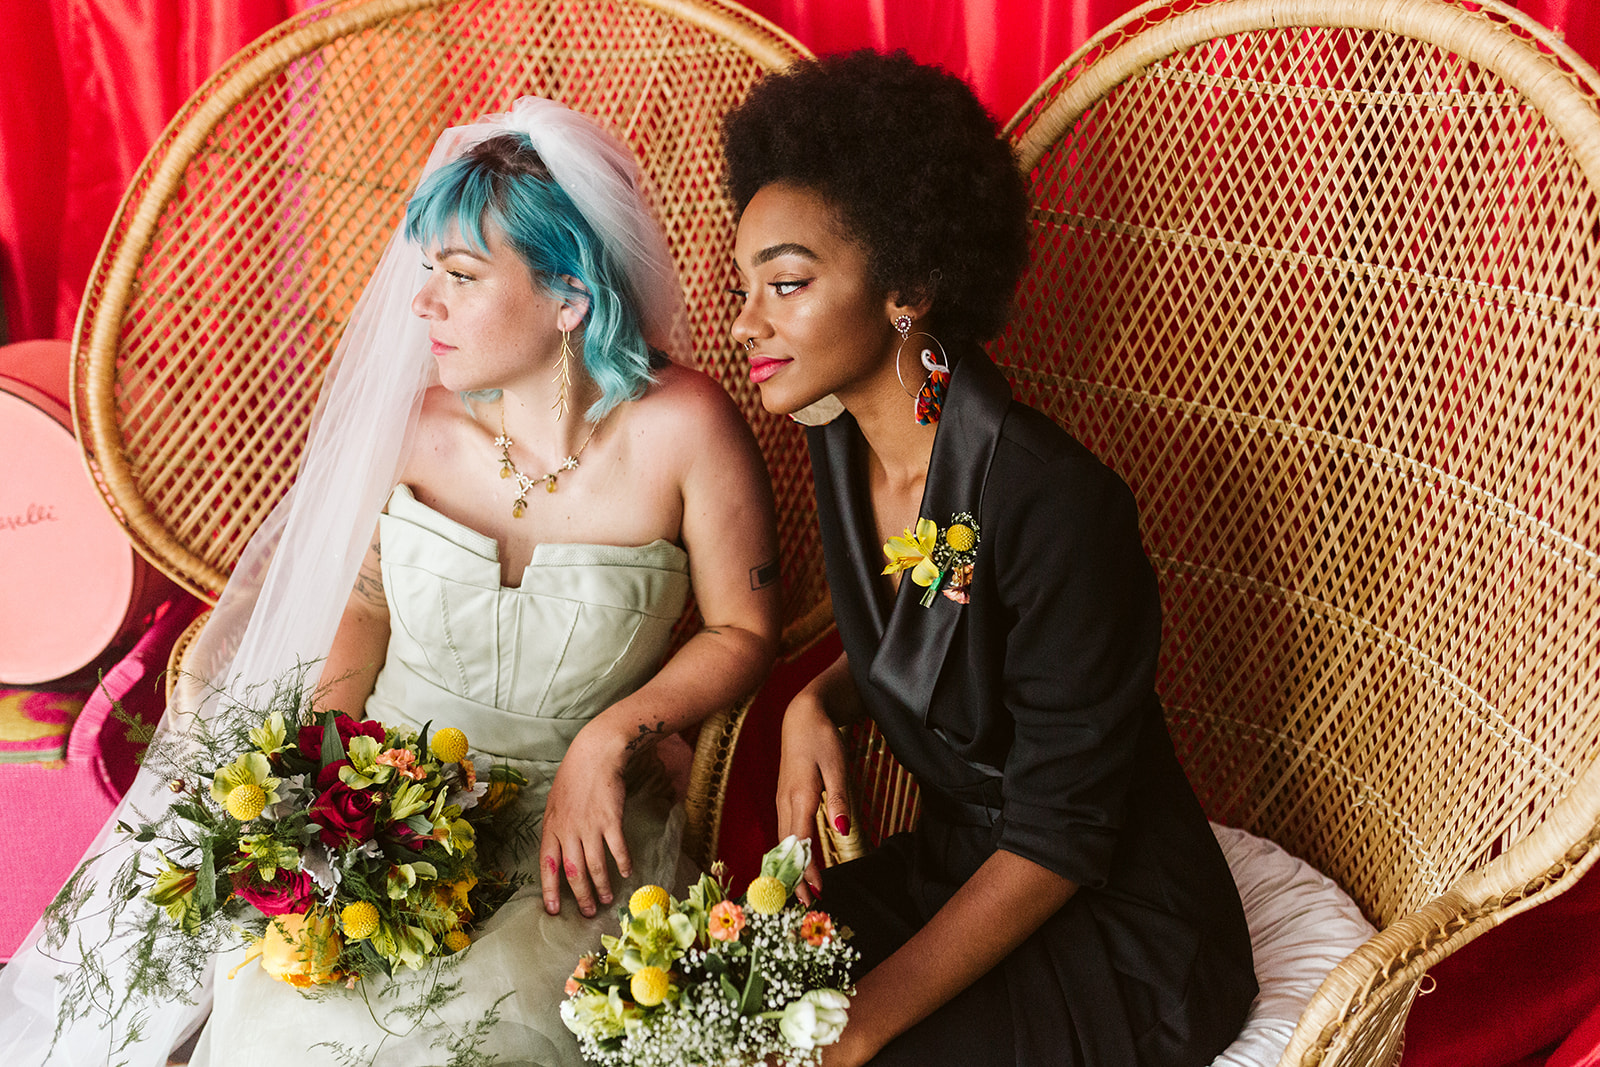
xmin=0 ymin=98 xmax=779 ymax=1067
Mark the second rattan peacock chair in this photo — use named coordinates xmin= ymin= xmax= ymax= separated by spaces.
xmin=819 ymin=1 xmax=1600 ymax=1065
xmin=69 ymin=0 xmax=826 ymax=858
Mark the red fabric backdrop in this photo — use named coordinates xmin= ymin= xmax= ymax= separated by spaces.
xmin=2 ymin=0 xmax=1595 ymax=343
xmin=2 ymin=1 xmax=1598 ymax=1064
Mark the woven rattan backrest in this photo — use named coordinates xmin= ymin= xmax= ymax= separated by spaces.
xmin=72 ymin=0 xmax=823 ymax=627
xmin=991 ymin=1 xmax=1600 ymax=1062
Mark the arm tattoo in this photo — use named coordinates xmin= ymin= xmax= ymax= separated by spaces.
xmin=353 ymin=535 xmax=386 ymax=606
xmin=749 ymin=559 xmax=780 ymax=590
xmin=624 ymin=720 xmax=668 ymax=754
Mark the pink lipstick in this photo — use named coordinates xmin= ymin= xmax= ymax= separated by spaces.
xmin=748 ymin=356 xmax=789 ymax=384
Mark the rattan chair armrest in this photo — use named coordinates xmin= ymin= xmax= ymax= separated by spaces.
xmin=162 ymin=610 xmax=211 ymax=705
xmin=684 ymin=692 xmax=758 ymax=872
xmin=1284 ymin=765 xmax=1600 ymax=1067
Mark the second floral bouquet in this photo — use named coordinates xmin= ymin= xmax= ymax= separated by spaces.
xmin=561 ymin=836 xmax=857 ymax=1066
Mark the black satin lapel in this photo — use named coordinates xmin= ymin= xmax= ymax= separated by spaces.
xmin=807 ymin=414 xmax=887 ymax=638
xmin=869 ymin=353 xmax=1012 ymax=720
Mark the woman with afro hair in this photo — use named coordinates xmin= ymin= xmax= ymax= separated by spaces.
xmin=723 ymin=51 xmax=1257 ymax=1067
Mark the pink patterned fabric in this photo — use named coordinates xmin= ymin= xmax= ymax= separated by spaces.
xmin=0 ymin=688 xmax=88 ymax=764
xmin=0 ymin=596 xmax=202 ymax=960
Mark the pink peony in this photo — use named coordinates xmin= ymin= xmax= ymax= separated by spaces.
xmin=707 ymin=899 xmax=746 ymax=942
xmin=235 ymin=868 xmax=315 ymax=917
xmin=565 ymin=954 xmax=597 ymax=995
xmin=798 ymin=910 xmax=835 ymax=947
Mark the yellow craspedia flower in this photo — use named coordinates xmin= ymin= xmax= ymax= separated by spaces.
xmin=430 ymin=727 xmax=469 ymax=764
xmin=628 ymin=884 xmax=670 ymax=915
xmin=443 ymin=928 xmax=471 ymax=953
xmin=340 ymin=901 xmax=380 ymax=940
xmin=224 ymin=783 xmax=267 ymax=821
xmin=745 ymin=875 xmax=788 ymax=915
xmin=630 ymin=965 xmax=671 ymax=1007
xmin=945 ymin=523 xmax=976 ymax=553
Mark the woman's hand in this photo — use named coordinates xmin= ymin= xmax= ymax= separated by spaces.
xmin=539 ymin=719 xmax=631 ymax=917
xmin=776 ymin=657 xmax=857 ymax=905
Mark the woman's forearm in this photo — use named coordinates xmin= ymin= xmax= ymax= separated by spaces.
xmin=829 ymin=850 xmax=1077 ymax=1065
xmin=577 ymin=622 xmax=777 ymax=760
xmin=803 ymin=649 xmax=865 ymax=726
xmin=315 ymin=604 xmax=389 ymax=718
xmin=315 ymin=526 xmax=390 ymax=718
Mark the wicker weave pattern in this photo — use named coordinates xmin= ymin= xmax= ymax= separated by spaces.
xmin=819 ymin=3 xmax=1600 ymax=1065
xmin=998 ymin=2 xmax=1600 ymax=1064
xmin=71 ymin=0 xmax=821 ymax=627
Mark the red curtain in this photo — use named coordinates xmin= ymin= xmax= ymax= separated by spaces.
xmin=3 ymin=0 xmax=1595 ymax=344
xmin=0 ymin=0 xmax=318 ymax=343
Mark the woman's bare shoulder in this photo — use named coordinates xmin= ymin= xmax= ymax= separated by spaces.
xmin=634 ymin=362 xmax=751 ymax=438
xmin=402 ymin=386 xmax=479 ymax=481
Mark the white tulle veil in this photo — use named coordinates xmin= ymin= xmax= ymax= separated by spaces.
xmin=0 ymin=97 xmax=688 ymax=1067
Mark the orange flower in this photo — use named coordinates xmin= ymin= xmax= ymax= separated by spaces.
xmin=707 ymin=899 xmax=746 ymax=942
xmin=798 ymin=910 xmax=834 ymax=947
xmin=565 ymin=954 xmax=597 ymax=995
xmin=375 ymin=747 xmax=426 ymax=781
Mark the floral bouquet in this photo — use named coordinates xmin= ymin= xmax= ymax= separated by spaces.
xmin=141 ymin=700 xmax=527 ymax=988
xmin=39 ymin=663 xmax=530 ymax=1015
xmin=560 ymin=836 xmax=857 ymax=1067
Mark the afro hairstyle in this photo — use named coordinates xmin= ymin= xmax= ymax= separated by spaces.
xmin=721 ymin=50 xmax=1030 ymax=346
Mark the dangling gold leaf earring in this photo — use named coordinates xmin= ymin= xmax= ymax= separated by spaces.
xmin=553 ymin=329 xmax=573 ymax=421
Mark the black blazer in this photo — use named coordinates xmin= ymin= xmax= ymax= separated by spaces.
xmin=807 ymin=351 xmax=1256 ymax=1067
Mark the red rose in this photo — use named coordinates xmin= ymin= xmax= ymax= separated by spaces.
xmin=316 ymin=759 xmax=351 ymax=791
xmin=235 ymin=868 xmax=315 ymax=917
xmin=297 ymin=714 xmax=385 ymax=764
xmin=309 ymin=781 xmax=379 ymax=848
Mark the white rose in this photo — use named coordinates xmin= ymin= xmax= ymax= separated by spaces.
xmin=777 ymin=989 xmax=851 ymax=1049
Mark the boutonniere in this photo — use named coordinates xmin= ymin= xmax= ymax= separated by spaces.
xmin=882 ymin=512 xmax=981 ymax=607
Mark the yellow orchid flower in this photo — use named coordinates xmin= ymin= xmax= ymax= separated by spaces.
xmin=882 ymin=518 xmax=943 ymax=591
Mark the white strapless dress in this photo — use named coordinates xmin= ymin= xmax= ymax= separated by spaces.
xmin=192 ymin=485 xmax=696 ymax=1066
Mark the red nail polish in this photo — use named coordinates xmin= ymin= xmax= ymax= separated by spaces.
xmin=833 ymin=814 xmax=851 ymax=835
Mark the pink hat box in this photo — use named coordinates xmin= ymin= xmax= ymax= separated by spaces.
xmin=0 ymin=366 xmax=177 ymax=684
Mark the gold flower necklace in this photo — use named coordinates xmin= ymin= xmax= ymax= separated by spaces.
xmin=495 ymin=409 xmax=602 ymax=517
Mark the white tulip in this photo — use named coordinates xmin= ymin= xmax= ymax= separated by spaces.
xmin=777 ymin=989 xmax=850 ymax=1049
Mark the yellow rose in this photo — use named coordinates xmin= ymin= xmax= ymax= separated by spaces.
xmin=257 ymin=910 xmax=344 ymax=987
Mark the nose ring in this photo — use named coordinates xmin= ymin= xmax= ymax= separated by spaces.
xmin=742 ymin=338 xmax=755 ymax=352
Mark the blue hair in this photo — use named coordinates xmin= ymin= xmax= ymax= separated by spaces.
xmin=404 ymin=133 xmax=653 ymax=420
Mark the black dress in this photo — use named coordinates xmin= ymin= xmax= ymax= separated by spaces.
xmin=808 ymin=351 xmax=1256 ymax=1067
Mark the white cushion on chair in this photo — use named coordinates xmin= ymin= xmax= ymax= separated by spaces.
xmin=1207 ymin=823 xmax=1378 ymax=1067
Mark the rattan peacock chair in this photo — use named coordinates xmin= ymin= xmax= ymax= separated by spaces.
xmin=821 ymin=1 xmax=1600 ymax=1065
xmin=67 ymin=0 xmax=825 ymax=861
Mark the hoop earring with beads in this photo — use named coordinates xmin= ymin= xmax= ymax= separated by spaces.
xmin=892 ymin=315 xmax=950 ymax=425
